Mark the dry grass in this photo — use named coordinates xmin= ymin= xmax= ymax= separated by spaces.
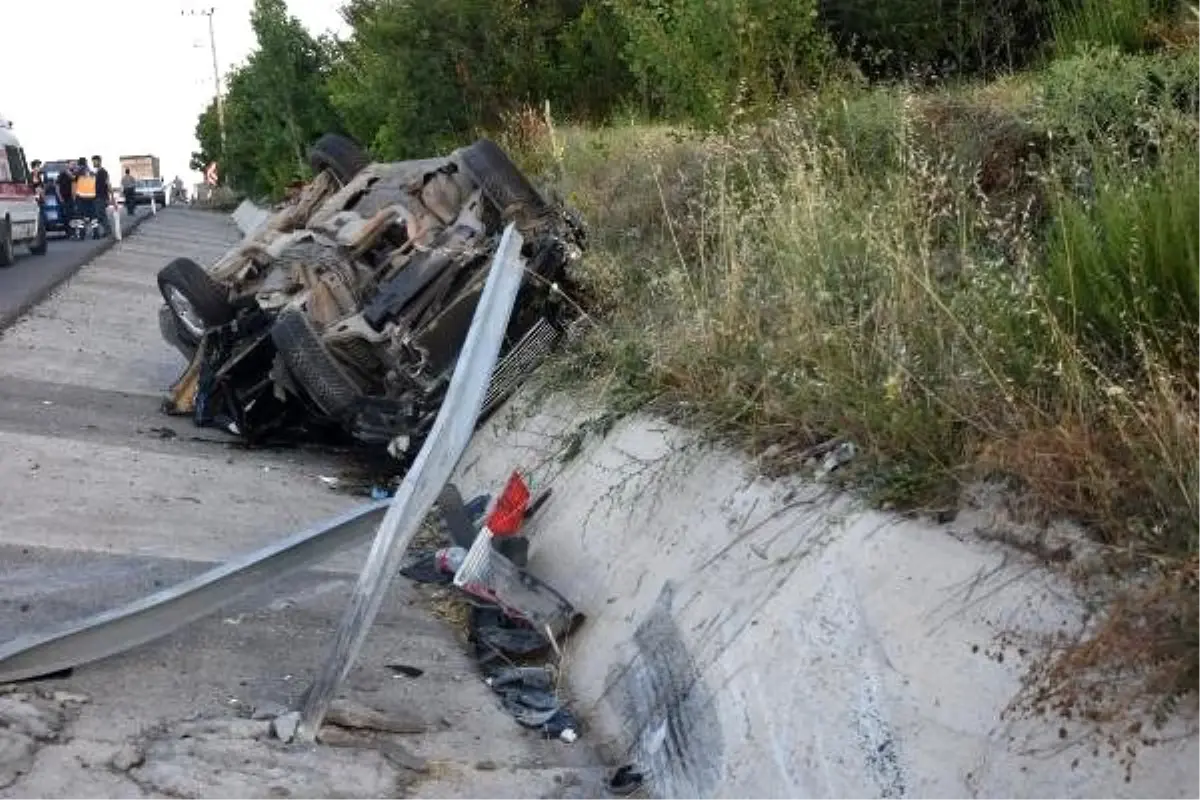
xmin=502 ymin=50 xmax=1199 ymax=732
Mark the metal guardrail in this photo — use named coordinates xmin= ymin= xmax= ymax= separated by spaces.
xmin=0 ymin=500 xmax=390 ymax=685
xmin=297 ymin=223 xmax=528 ymax=740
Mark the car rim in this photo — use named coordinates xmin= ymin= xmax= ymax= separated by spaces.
xmin=165 ymin=286 xmax=207 ymax=340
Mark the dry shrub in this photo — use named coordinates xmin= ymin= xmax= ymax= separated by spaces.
xmin=1012 ymin=554 xmax=1198 ymax=740
xmin=497 ymin=104 xmax=557 ymax=179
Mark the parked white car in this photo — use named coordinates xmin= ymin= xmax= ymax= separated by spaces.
xmin=0 ymin=116 xmax=47 ymax=265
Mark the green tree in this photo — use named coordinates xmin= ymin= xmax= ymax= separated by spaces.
xmin=192 ymin=0 xmax=346 ymax=198
xmin=328 ymin=0 xmax=635 ymax=157
xmin=612 ymin=0 xmax=828 ymax=125
xmin=817 ymin=0 xmax=1054 ymax=78
xmin=189 ymin=99 xmax=223 ymax=178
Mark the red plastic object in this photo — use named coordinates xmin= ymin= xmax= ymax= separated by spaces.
xmin=485 ymin=471 xmax=530 ymax=536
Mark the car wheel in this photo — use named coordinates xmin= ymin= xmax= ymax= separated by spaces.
xmin=0 ymin=219 xmax=14 ymax=267
xmin=459 ymin=138 xmax=549 ymax=218
xmin=308 ymin=133 xmax=369 ymax=186
xmin=156 ymin=257 xmax=234 ymax=344
xmin=29 ymin=221 xmax=47 ymax=255
xmin=271 ymin=308 xmax=364 ymax=420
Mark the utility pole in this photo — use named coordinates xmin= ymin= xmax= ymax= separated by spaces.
xmin=183 ymin=6 xmax=226 ymax=153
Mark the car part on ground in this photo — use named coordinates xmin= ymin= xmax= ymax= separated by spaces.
xmin=400 ymin=470 xmax=585 ymax=743
xmin=155 ymin=134 xmax=586 ymax=458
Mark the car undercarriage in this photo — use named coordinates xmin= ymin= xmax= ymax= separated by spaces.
xmin=157 ymin=134 xmax=586 ymax=458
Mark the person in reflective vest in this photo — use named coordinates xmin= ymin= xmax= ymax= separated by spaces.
xmin=72 ymin=158 xmax=97 ymax=238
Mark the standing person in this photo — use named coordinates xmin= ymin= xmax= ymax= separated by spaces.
xmin=29 ymin=160 xmax=46 ymax=229
xmin=121 ymin=168 xmax=137 ymax=217
xmin=92 ymin=155 xmax=113 ymax=238
xmin=29 ymin=159 xmax=43 ymax=195
xmin=55 ymin=163 xmax=74 ymax=230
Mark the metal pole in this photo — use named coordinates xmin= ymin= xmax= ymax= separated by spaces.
xmin=296 ymin=224 xmax=528 ymax=742
xmin=206 ymin=8 xmax=226 ymax=153
xmin=184 ymin=7 xmax=226 ymax=154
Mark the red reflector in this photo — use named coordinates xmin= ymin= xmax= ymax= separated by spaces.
xmin=486 ymin=471 xmax=530 ymax=536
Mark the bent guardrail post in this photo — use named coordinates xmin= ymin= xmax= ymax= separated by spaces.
xmin=296 ymin=223 xmax=527 ymax=742
xmin=0 ymin=500 xmax=391 ymax=685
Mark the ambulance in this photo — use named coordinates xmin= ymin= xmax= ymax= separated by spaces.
xmin=0 ymin=114 xmax=47 ymax=266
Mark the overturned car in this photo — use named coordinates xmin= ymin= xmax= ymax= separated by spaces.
xmin=157 ymin=135 xmax=585 ymax=456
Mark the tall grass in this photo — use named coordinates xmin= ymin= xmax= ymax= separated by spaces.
xmin=512 ymin=48 xmax=1199 ymax=725
xmin=1051 ymin=0 xmax=1178 ymax=55
xmin=1044 ymin=145 xmax=1199 ymax=373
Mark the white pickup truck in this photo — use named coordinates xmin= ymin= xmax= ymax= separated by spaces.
xmin=0 ymin=116 xmax=47 ymax=265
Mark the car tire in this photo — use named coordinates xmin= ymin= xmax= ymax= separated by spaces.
xmin=29 ymin=220 xmax=47 ymax=255
xmin=308 ymin=133 xmax=368 ymax=186
xmin=156 ymin=257 xmax=234 ymax=344
xmin=459 ymin=138 xmax=548 ymax=217
xmin=271 ymin=308 xmax=364 ymax=420
xmin=0 ymin=219 xmax=14 ymax=267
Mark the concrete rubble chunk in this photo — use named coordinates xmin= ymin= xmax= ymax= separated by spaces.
xmin=317 ymin=723 xmax=428 ymax=774
xmin=110 ymin=743 xmax=145 ymax=772
xmin=271 ymin=712 xmax=301 ymax=744
xmin=0 ymin=696 xmax=63 ymax=741
xmin=0 ymin=730 xmax=36 ymax=790
xmin=132 ymin=713 xmax=400 ymax=798
xmin=175 ymin=718 xmax=272 ymax=741
xmin=50 ymin=691 xmax=90 ymax=706
xmin=325 ymin=698 xmax=426 ymax=735
xmin=379 ymin=740 xmax=429 ymax=774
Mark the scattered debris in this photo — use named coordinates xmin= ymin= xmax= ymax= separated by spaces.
xmin=396 ymin=471 xmax=587 ymax=743
xmin=250 ymin=701 xmax=289 ymax=721
xmin=608 ymin=764 xmax=645 ymax=796
xmin=385 ymin=664 xmax=425 ymax=679
xmin=453 ymin=473 xmax=580 ymax=640
xmin=818 ymin=441 xmax=858 ymax=477
xmin=475 ymin=759 xmax=498 ymax=771
xmin=486 ymin=666 xmax=579 ymax=742
xmin=436 ymin=546 xmax=468 ymax=575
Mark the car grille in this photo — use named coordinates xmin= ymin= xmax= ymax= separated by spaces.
xmin=481 ymin=318 xmax=561 ymax=416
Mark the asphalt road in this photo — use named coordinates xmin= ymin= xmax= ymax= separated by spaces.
xmin=0 ymin=208 xmax=152 ymax=329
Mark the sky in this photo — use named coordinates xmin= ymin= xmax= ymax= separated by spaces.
xmin=1 ymin=0 xmax=347 ymax=188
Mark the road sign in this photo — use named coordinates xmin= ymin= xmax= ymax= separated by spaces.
xmin=204 ymin=162 xmax=219 ymax=185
